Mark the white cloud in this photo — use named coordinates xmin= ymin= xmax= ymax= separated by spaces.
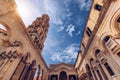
xmin=43 ymin=0 xmax=63 ymax=25
xmin=50 ymin=44 xmax=79 ymax=63
xmin=64 ymin=0 xmax=72 ymax=7
xmin=63 ymin=44 xmax=79 ymax=59
xmin=77 ymin=0 xmax=92 ymax=11
xmin=66 ymin=24 xmax=75 ymax=37
xmin=66 ymin=12 xmax=72 ymax=17
xmin=66 ymin=8 xmax=70 ymax=12
xmin=57 ymin=26 xmax=64 ymax=32
xmin=50 ymin=53 xmax=63 ymax=62
xmin=76 ymin=31 xmax=81 ymax=35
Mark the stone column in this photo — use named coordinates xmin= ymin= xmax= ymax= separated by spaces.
xmin=41 ymin=70 xmax=44 ymax=80
xmin=67 ymin=75 xmax=69 ymax=80
xmin=25 ymin=60 xmax=36 ymax=80
xmin=19 ymin=63 xmax=30 ymax=80
xmin=26 ymin=68 xmax=36 ymax=80
xmin=10 ymin=56 xmax=27 ymax=80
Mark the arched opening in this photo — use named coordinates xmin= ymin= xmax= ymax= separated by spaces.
xmin=89 ymin=58 xmax=98 ymax=80
xmin=59 ymin=71 xmax=67 ymax=80
xmin=41 ymin=69 xmax=44 ymax=80
xmin=103 ymin=36 xmax=110 ymax=43
xmin=36 ymin=65 xmax=41 ymax=80
xmin=95 ymin=49 xmax=101 ymax=58
xmin=0 ymin=24 xmax=7 ymax=30
xmin=31 ymin=60 xmax=36 ymax=68
xmin=104 ymin=62 xmax=115 ymax=76
xmin=90 ymin=58 xmax=94 ymax=66
xmin=114 ymin=15 xmax=120 ymax=32
xmin=22 ymin=53 xmax=30 ymax=63
xmin=0 ymin=24 xmax=7 ymax=36
xmin=51 ymin=75 xmax=58 ymax=80
xmin=86 ymin=64 xmax=93 ymax=80
xmin=95 ymin=49 xmax=105 ymax=63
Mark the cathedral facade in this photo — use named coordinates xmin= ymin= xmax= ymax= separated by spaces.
xmin=49 ymin=63 xmax=77 ymax=80
xmin=75 ymin=0 xmax=120 ymax=80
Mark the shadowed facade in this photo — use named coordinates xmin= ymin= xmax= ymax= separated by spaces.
xmin=75 ymin=0 xmax=120 ymax=80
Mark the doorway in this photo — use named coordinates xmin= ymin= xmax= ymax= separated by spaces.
xmin=59 ymin=71 xmax=67 ymax=80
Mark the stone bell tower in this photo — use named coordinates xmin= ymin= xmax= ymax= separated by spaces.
xmin=27 ymin=14 xmax=49 ymax=54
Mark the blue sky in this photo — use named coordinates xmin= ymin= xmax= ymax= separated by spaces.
xmin=0 ymin=0 xmax=92 ymax=66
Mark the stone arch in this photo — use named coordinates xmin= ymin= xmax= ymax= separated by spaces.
xmin=90 ymin=58 xmax=94 ymax=63
xmin=59 ymin=71 xmax=67 ymax=80
xmin=110 ymin=8 xmax=120 ymax=33
xmin=36 ymin=65 xmax=41 ymax=80
xmin=99 ymin=32 xmax=113 ymax=48
xmin=0 ymin=24 xmax=9 ymax=45
xmin=0 ymin=21 xmax=11 ymax=39
xmin=95 ymin=49 xmax=101 ymax=56
xmin=94 ymin=49 xmax=109 ymax=80
xmin=31 ymin=60 xmax=36 ymax=68
xmin=22 ymin=52 xmax=30 ymax=63
xmin=92 ymin=47 xmax=101 ymax=57
xmin=0 ymin=21 xmax=10 ymax=31
xmin=0 ymin=24 xmax=7 ymax=32
xmin=85 ymin=64 xmax=93 ymax=80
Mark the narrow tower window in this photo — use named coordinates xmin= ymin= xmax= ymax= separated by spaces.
xmin=86 ymin=27 xmax=92 ymax=37
xmin=95 ymin=4 xmax=102 ymax=11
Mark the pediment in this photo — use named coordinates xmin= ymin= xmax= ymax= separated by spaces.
xmin=49 ymin=63 xmax=75 ymax=71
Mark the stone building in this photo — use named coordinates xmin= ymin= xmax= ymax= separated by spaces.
xmin=27 ymin=14 xmax=49 ymax=54
xmin=0 ymin=0 xmax=49 ymax=80
xmin=75 ymin=0 xmax=120 ymax=80
xmin=49 ymin=63 xmax=77 ymax=80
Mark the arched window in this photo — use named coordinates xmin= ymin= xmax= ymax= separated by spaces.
xmin=94 ymin=49 xmax=109 ymax=80
xmin=36 ymin=65 xmax=41 ymax=80
xmin=86 ymin=64 xmax=93 ymax=80
xmin=103 ymin=36 xmax=118 ymax=53
xmin=89 ymin=58 xmax=98 ymax=80
xmin=22 ymin=53 xmax=30 ymax=63
xmin=0 ymin=24 xmax=7 ymax=36
xmin=90 ymin=58 xmax=94 ymax=66
xmin=103 ymin=36 xmax=110 ymax=43
xmin=117 ymin=17 xmax=120 ymax=23
xmin=104 ymin=62 xmax=115 ymax=76
xmin=31 ymin=60 xmax=36 ymax=67
xmin=59 ymin=71 xmax=67 ymax=80
xmin=115 ymin=16 xmax=120 ymax=31
xmin=95 ymin=49 xmax=100 ymax=55
xmin=95 ymin=49 xmax=106 ymax=63
xmin=96 ymin=70 xmax=103 ymax=80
